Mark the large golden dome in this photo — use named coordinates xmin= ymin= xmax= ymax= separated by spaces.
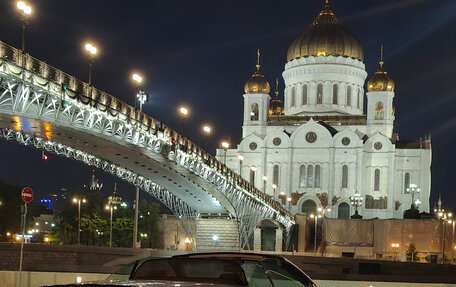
xmin=287 ymin=2 xmax=364 ymax=62
xmin=244 ymin=50 xmax=271 ymax=94
xmin=367 ymin=60 xmax=395 ymax=92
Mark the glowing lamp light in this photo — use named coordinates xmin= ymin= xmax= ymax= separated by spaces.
xmin=263 ymin=175 xmax=268 ymax=181
xmin=184 ymin=237 xmax=191 ymax=244
xmin=238 ymin=154 xmax=244 ymax=161
xmin=203 ymin=125 xmax=211 ymax=134
xmin=85 ymin=43 xmax=97 ymax=56
xmin=76 ymin=276 xmax=82 ymax=283
xmin=212 ymin=235 xmax=219 ymax=242
xmin=250 ymin=166 xmax=257 ymax=171
xmin=17 ymin=1 xmax=32 ymax=15
xmin=221 ymin=141 xmax=230 ymax=149
xmin=272 ymin=184 xmax=277 ymax=189
xmin=179 ymin=107 xmax=188 ymax=116
xmin=132 ymin=73 xmax=143 ymax=84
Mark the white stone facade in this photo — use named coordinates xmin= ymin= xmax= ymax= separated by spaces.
xmin=216 ymin=53 xmax=431 ymax=220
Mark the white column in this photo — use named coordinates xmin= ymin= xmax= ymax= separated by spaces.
xmin=275 ymin=229 xmax=283 ymax=252
xmin=254 ymin=228 xmax=261 ymax=251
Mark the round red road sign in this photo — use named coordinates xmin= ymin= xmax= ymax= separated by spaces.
xmin=21 ymin=187 xmax=34 ymax=203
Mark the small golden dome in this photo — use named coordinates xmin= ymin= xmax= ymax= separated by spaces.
xmin=269 ymin=78 xmax=284 ymax=115
xmin=287 ymin=1 xmax=364 ymax=62
xmin=244 ymin=49 xmax=271 ymax=94
xmin=367 ymin=61 xmax=395 ymax=92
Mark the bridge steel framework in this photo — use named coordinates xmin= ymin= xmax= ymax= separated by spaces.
xmin=0 ymin=41 xmax=294 ymax=250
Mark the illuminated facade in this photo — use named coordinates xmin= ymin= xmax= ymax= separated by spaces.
xmin=217 ymin=2 xmax=432 ymax=219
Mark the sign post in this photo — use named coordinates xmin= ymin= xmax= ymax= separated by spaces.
xmin=19 ymin=187 xmax=33 ymax=287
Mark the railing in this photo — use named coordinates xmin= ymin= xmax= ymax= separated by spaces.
xmin=0 ymin=40 xmax=292 ymax=219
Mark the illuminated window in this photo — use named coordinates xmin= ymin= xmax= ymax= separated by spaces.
xmin=302 ymin=84 xmax=308 ymax=105
xmin=273 ymin=165 xmax=279 ymax=186
xmin=347 ymin=86 xmax=351 ymax=106
xmin=315 ymin=165 xmax=321 ymax=188
xmin=250 ymin=103 xmax=259 ymax=121
xmin=332 ymin=84 xmax=338 ymax=104
xmin=342 ymin=165 xmax=348 ymax=188
xmin=374 ymin=169 xmax=380 ymax=191
xmin=317 ymin=84 xmax=323 ymax=104
xmin=404 ymin=172 xmax=410 ymax=193
xmin=299 ymin=165 xmax=306 ymax=187
xmin=307 ymin=165 xmax=314 ymax=188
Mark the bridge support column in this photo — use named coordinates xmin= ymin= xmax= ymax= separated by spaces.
xmin=253 ymin=228 xmax=261 ymax=251
xmin=275 ymin=229 xmax=283 ymax=252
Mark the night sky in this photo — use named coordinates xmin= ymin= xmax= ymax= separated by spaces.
xmin=0 ymin=0 xmax=455 ymax=211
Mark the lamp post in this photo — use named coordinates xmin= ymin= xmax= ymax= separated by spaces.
xmin=287 ymin=197 xmax=292 ymax=212
xmin=72 ymin=197 xmax=87 ymax=245
xmin=179 ymin=106 xmax=188 ymax=137
xmin=238 ymin=154 xmax=244 ymax=176
xmin=272 ymin=184 xmax=277 ymax=198
xmin=262 ymin=175 xmax=268 ymax=193
xmin=438 ymin=210 xmax=453 ymax=264
xmin=202 ymin=125 xmax=211 ymax=151
xmin=221 ymin=141 xmax=230 ymax=165
xmin=106 ymin=184 xmax=122 ymax=247
xmin=84 ymin=43 xmax=98 ymax=86
xmin=309 ymin=207 xmax=331 ymax=255
xmin=391 ymin=242 xmax=400 ymax=261
xmin=350 ymin=189 xmax=363 ymax=219
xmin=16 ymin=1 xmax=32 ymax=53
xmin=132 ymin=73 xmax=146 ymax=110
xmin=406 ymin=183 xmax=420 ymax=209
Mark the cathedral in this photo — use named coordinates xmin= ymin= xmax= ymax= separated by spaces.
xmin=216 ymin=1 xmax=431 ymax=219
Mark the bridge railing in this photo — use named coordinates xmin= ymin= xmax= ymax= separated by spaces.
xmin=0 ymin=40 xmax=292 ymax=219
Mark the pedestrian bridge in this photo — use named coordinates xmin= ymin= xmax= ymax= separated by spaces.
xmin=0 ymin=41 xmax=294 ymax=250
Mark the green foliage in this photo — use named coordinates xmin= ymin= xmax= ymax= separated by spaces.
xmin=0 ymin=180 xmax=48 ymax=241
xmin=405 ymin=241 xmax=420 ymax=262
xmin=138 ymin=199 xmax=162 ymax=248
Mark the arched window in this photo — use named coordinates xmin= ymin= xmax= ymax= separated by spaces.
xmin=314 ymin=165 xmax=321 ymax=188
xmin=250 ymin=103 xmax=259 ymax=121
xmin=346 ymin=86 xmax=351 ymax=106
xmin=404 ymin=172 xmax=411 ymax=193
xmin=299 ymin=165 xmax=306 ymax=187
xmin=250 ymin=168 xmax=256 ymax=185
xmin=342 ymin=165 xmax=348 ymax=188
xmin=307 ymin=165 xmax=314 ymax=188
xmin=317 ymin=84 xmax=323 ymax=104
xmin=273 ymin=165 xmax=279 ymax=186
xmin=332 ymin=84 xmax=338 ymax=104
xmin=302 ymin=84 xmax=308 ymax=105
xmin=291 ymin=86 xmax=296 ymax=107
xmin=374 ymin=169 xmax=380 ymax=191
xmin=301 ymin=199 xmax=317 ymax=215
xmin=338 ymin=202 xmax=350 ymax=219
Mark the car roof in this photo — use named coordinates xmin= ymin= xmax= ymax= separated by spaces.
xmin=172 ymin=252 xmax=284 ymax=261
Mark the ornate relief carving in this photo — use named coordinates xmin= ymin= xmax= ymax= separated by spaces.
xmin=365 ymin=195 xmax=387 ymax=209
xmin=332 ymin=195 xmax=340 ymax=206
xmin=316 ymin=192 xmax=328 ymax=208
xmin=291 ymin=191 xmax=305 ymax=206
xmin=395 ymin=201 xmax=401 ymax=211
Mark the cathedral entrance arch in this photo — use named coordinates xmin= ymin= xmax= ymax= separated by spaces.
xmin=338 ymin=202 xmax=350 ymax=219
xmin=301 ymin=199 xmax=317 ymax=215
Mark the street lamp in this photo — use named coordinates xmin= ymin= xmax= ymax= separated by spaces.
xmin=105 ymin=204 xmax=118 ymax=248
xmin=238 ymin=154 xmax=244 ymax=176
xmin=406 ymin=183 xmax=420 ymax=209
xmin=438 ymin=210 xmax=453 ymax=263
xmin=179 ymin=106 xmax=189 ymax=137
xmin=262 ymin=175 xmax=268 ymax=193
xmin=309 ymin=207 xmax=331 ymax=255
xmin=132 ymin=73 xmax=147 ymax=111
xmin=221 ymin=141 xmax=230 ymax=165
xmin=391 ymin=242 xmax=400 ymax=261
xmin=16 ymin=1 xmax=32 ymax=53
xmin=106 ymin=183 xmax=122 ymax=247
xmin=350 ymin=189 xmax=363 ymax=219
xmin=72 ymin=197 xmax=87 ymax=245
xmin=84 ymin=43 xmax=98 ymax=86
xmin=287 ymin=197 xmax=292 ymax=212
xmin=202 ymin=125 xmax=212 ymax=151
xmin=272 ymin=183 xmax=277 ymax=198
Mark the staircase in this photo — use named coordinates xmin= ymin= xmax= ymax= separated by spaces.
xmin=195 ymin=218 xmax=239 ymax=251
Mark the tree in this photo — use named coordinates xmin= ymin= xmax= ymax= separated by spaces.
xmin=406 ymin=241 xmax=420 ymax=262
xmin=138 ymin=200 xmax=161 ymax=248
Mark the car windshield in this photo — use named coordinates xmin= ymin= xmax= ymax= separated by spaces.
xmin=130 ymin=257 xmax=315 ymax=287
xmin=131 ymin=258 xmax=248 ymax=286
